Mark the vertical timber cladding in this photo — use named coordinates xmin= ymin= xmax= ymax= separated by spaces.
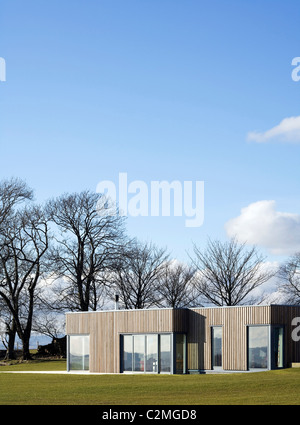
xmin=187 ymin=306 xmax=272 ymax=371
xmin=66 ymin=308 xmax=188 ymax=373
xmin=67 ymin=306 xmax=300 ymax=373
xmin=271 ymin=305 xmax=300 ymax=366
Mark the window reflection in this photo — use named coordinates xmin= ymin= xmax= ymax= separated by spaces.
xmin=274 ymin=327 xmax=283 ymax=368
xmin=175 ymin=334 xmax=185 ymax=374
xmin=122 ymin=333 xmax=173 ymax=373
xmin=133 ymin=335 xmax=145 ymax=372
xmin=123 ymin=335 xmax=132 ymax=371
xmin=212 ymin=327 xmax=222 ymax=368
xmin=69 ymin=335 xmax=89 ymax=371
xmin=146 ymin=335 xmax=158 ymax=372
xmin=160 ymin=334 xmax=171 ymax=373
xmin=248 ymin=326 xmax=269 ymax=369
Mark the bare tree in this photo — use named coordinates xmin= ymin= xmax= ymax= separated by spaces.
xmin=110 ymin=240 xmax=169 ymax=309
xmin=277 ymin=253 xmax=300 ymax=304
xmin=32 ymin=311 xmax=65 ymax=340
xmin=45 ymin=190 xmax=126 ymax=312
xmin=0 ymin=177 xmax=33 ymax=229
xmin=156 ymin=260 xmax=198 ymax=308
xmin=0 ymin=177 xmax=34 ymax=359
xmin=0 ymin=205 xmax=49 ymax=359
xmin=0 ymin=301 xmax=17 ymax=359
xmin=191 ymin=238 xmax=274 ymax=306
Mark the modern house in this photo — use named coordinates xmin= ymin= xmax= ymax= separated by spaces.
xmin=65 ymin=305 xmax=300 ymax=374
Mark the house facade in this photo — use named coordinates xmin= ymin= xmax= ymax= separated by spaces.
xmin=65 ymin=305 xmax=300 ymax=374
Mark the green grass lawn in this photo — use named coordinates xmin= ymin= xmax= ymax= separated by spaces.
xmin=0 ymin=360 xmax=300 ymax=405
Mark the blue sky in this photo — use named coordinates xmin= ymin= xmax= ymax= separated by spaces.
xmin=1 ymin=0 xmax=300 ymax=263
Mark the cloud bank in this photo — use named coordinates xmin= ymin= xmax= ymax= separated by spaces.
xmin=225 ymin=200 xmax=300 ymax=255
xmin=247 ymin=115 xmax=300 ymax=143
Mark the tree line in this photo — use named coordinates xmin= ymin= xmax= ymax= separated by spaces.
xmin=0 ymin=177 xmax=299 ymax=360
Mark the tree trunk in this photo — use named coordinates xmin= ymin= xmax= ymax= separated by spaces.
xmin=21 ymin=337 xmax=32 ymax=360
xmin=4 ymin=325 xmax=17 ymax=360
xmin=21 ymin=289 xmax=35 ymax=360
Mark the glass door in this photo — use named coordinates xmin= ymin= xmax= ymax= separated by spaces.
xmin=248 ymin=326 xmax=269 ymax=369
xmin=273 ymin=326 xmax=284 ymax=369
xmin=159 ymin=334 xmax=172 ymax=373
xmin=133 ymin=335 xmax=145 ymax=372
xmin=211 ymin=327 xmax=222 ymax=369
xmin=68 ymin=335 xmax=90 ymax=371
xmin=175 ymin=334 xmax=186 ymax=374
xmin=146 ymin=335 xmax=158 ymax=372
xmin=121 ymin=333 xmax=172 ymax=373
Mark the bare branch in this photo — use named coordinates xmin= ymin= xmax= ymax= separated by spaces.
xmin=190 ymin=238 xmax=274 ymax=306
xmin=108 ymin=239 xmax=169 ymax=309
xmin=44 ymin=190 xmax=126 ymax=312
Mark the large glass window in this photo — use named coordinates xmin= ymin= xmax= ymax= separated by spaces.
xmin=248 ymin=326 xmax=269 ymax=369
xmin=175 ymin=334 xmax=186 ymax=374
xmin=68 ymin=335 xmax=89 ymax=371
xmin=160 ymin=334 xmax=172 ymax=373
xmin=121 ymin=333 xmax=173 ymax=373
xmin=123 ymin=335 xmax=133 ymax=371
xmin=133 ymin=335 xmax=145 ymax=372
xmin=211 ymin=327 xmax=222 ymax=369
xmin=273 ymin=326 xmax=284 ymax=369
xmin=146 ymin=335 xmax=158 ymax=372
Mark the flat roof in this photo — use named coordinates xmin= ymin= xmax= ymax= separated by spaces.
xmin=66 ymin=304 xmax=300 ymax=315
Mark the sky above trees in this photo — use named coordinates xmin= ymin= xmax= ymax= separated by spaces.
xmin=1 ymin=0 xmax=300 ymax=266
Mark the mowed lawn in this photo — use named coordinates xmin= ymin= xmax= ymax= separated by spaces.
xmin=1 ymin=360 xmax=300 ymax=405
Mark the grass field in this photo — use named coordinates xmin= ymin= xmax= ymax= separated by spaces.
xmin=1 ymin=360 xmax=300 ymax=405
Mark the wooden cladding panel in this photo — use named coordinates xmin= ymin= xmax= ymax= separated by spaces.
xmin=66 ymin=305 xmax=300 ymax=373
xmin=187 ymin=306 xmax=271 ymax=371
xmin=271 ymin=305 xmax=300 ymax=365
xmin=66 ymin=309 xmax=187 ymax=373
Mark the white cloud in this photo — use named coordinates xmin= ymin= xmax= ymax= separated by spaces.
xmin=225 ymin=200 xmax=300 ymax=255
xmin=247 ymin=115 xmax=300 ymax=143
